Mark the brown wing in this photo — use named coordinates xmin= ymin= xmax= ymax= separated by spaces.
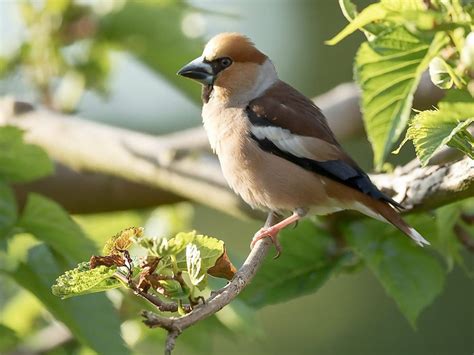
xmin=248 ymin=81 xmax=341 ymax=144
xmin=247 ymin=80 xmax=403 ymax=209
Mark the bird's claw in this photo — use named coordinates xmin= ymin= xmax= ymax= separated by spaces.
xmin=250 ymin=227 xmax=282 ymax=259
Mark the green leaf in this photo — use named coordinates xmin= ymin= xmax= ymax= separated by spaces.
xmin=433 ymin=203 xmax=464 ymax=271
xmin=149 ymin=231 xmax=196 ymax=257
xmin=18 ymin=194 xmax=96 ymax=262
xmin=0 ymin=183 xmax=17 ymax=240
xmin=148 ymin=231 xmax=230 ymax=276
xmin=175 ymin=232 xmax=227 ymax=276
xmin=347 ymin=218 xmax=445 ymax=327
xmin=240 ymin=221 xmax=346 ymax=308
xmin=140 ymin=231 xmax=235 ymax=291
xmin=0 ymin=324 xmax=19 ymax=352
xmin=326 ymin=3 xmax=387 ymax=45
xmin=356 ymin=29 xmax=448 ymax=168
xmin=159 ymin=279 xmax=189 ymax=300
xmin=327 ymin=0 xmax=427 ymax=45
xmin=395 ymin=90 xmax=474 ymax=165
xmin=52 ymin=262 xmax=122 ymax=299
xmin=6 ymin=244 xmax=129 ymax=354
xmin=380 ymin=0 xmax=425 ymax=12
xmin=429 ymin=56 xmax=465 ymax=89
xmin=338 ymin=0 xmax=387 ymax=37
xmin=339 ymin=0 xmax=358 ymax=21
xmin=0 ymin=126 xmax=53 ymax=183
xmin=429 ymin=57 xmax=454 ymax=89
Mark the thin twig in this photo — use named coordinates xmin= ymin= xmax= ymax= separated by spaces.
xmin=165 ymin=330 xmax=180 ymax=355
xmin=114 ymin=272 xmax=192 ymax=313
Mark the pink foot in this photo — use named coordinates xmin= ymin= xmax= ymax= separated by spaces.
xmin=250 ymin=211 xmax=305 ymax=259
xmin=250 ymin=226 xmax=283 ymax=259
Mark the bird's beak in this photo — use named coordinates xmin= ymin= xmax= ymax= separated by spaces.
xmin=177 ymin=56 xmax=214 ymax=85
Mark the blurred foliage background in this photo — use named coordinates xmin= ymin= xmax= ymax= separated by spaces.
xmin=0 ymin=1 xmax=472 ymax=354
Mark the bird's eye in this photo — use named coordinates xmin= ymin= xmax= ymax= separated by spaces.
xmin=220 ymin=57 xmax=232 ymax=68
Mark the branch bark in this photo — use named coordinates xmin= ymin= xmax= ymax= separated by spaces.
xmin=0 ymin=84 xmax=469 ymax=220
xmin=370 ymin=157 xmax=474 ymax=212
xmin=13 ymin=163 xmax=183 ymax=214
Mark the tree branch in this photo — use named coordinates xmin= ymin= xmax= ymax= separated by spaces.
xmin=0 ymin=86 xmax=469 ymax=219
xmin=370 ymin=157 xmax=474 ymax=212
xmin=13 ymin=163 xmax=183 ymax=214
xmin=0 ymin=77 xmax=445 ymax=214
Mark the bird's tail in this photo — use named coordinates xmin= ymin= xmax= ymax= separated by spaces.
xmin=372 ymin=202 xmax=430 ymax=247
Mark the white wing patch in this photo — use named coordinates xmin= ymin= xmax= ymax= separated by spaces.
xmin=250 ymin=125 xmax=316 ymax=159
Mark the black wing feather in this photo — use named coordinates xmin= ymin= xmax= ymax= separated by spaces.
xmin=250 ymin=133 xmax=404 ymax=210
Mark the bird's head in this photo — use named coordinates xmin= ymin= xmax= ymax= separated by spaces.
xmin=178 ymin=33 xmax=277 ymax=102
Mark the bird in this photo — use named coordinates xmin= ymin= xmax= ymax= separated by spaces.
xmin=177 ymin=32 xmax=429 ymax=256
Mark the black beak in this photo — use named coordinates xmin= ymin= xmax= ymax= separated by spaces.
xmin=177 ymin=56 xmax=214 ymax=85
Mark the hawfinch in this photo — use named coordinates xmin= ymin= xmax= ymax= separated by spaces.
xmin=178 ymin=33 xmax=429 ymax=254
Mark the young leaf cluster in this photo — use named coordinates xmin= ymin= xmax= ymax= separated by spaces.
xmin=52 ymin=228 xmax=237 ymax=308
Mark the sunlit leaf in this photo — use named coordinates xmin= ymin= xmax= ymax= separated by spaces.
xmin=7 ymin=244 xmax=129 ymax=354
xmin=395 ymin=90 xmax=474 ymax=165
xmin=52 ymin=262 xmax=122 ymax=299
xmin=175 ymin=232 xmax=231 ymax=278
xmin=143 ymin=231 xmax=235 ymax=282
xmin=240 ymin=221 xmax=347 ymax=308
xmin=338 ymin=0 xmax=386 ymax=38
xmin=149 ymin=231 xmax=195 ymax=257
xmin=339 ymin=0 xmax=358 ymax=21
xmin=326 ymin=3 xmax=387 ymax=45
xmin=429 ymin=57 xmax=454 ymax=89
xmin=0 ymin=127 xmax=53 ymax=183
xmin=356 ymin=29 xmax=448 ymax=168
xmin=327 ymin=0 xmax=427 ymax=45
xmin=347 ymin=217 xmax=445 ymax=327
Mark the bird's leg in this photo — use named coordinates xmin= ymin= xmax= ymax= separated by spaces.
xmin=251 ymin=209 xmax=306 ymax=258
